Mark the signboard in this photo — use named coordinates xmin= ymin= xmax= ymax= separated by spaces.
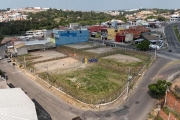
xmin=82 ymin=57 xmax=98 ymax=64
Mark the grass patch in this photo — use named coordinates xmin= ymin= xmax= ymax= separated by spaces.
xmin=157 ymin=116 xmax=163 ymax=120
xmin=17 ymin=54 xmax=32 ymax=61
xmin=39 ymin=64 xmax=127 ymax=104
xmin=173 ymin=25 xmax=180 ymax=42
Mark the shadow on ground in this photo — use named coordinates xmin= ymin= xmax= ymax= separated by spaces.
xmin=7 ymin=83 xmax=15 ymax=88
xmin=32 ymin=99 xmax=52 ymax=120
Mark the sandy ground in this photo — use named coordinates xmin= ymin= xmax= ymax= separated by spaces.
xmin=34 ymin=57 xmax=86 ymax=73
xmin=29 ymin=50 xmax=67 ymax=62
xmin=85 ymin=47 xmax=114 ymax=54
xmin=103 ymin=54 xmax=142 ymax=63
xmin=65 ymin=42 xmax=93 ymax=49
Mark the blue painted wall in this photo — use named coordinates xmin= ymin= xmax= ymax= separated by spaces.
xmin=53 ymin=29 xmax=89 ymax=46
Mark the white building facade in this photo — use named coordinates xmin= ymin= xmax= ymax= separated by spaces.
xmin=170 ymin=14 xmax=180 ymax=22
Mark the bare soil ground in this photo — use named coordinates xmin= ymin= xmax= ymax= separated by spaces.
xmin=1 ymin=37 xmax=14 ymax=44
xmin=103 ymin=54 xmax=142 ymax=63
xmin=29 ymin=50 xmax=67 ymax=62
xmin=65 ymin=42 xmax=93 ymax=49
xmin=85 ymin=47 xmax=114 ymax=54
xmin=170 ymin=77 xmax=180 ymax=94
xmin=34 ymin=57 xmax=87 ymax=73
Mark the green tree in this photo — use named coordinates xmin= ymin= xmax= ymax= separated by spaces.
xmin=136 ymin=40 xmax=150 ymax=51
xmin=146 ymin=15 xmax=156 ymax=20
xmin=148 ymin=80 xmax=172 ymax=99
xmin=156 ymin=15 xmax=166 ymax=21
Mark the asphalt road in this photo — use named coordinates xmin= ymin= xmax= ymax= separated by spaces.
xmin=164 ymin=22 xmax=180 ymax=52
xmin=1 ymin=22 xmax=180 ymax=120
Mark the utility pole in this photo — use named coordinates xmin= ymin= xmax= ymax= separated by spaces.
xmin=47 ymin=64 xmax=49 ymax=83
xmin=155 ymin=46 xmax=156 ymax=57
xmin=24 ymin=56 xmax=26 ymax=67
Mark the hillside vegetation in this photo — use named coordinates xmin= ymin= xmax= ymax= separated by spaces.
xmin=0 ymin=9 xmax=123 ymax=36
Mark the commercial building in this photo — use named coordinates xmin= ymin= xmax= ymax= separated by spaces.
xmin=170 ymin=14 xmax=180 ymax=22
xmin=0 ymin=88 xmax=38 ymax=120
xmin=115 ymin=26 xmax=149 ymax=42
xmin=88 ymin=26 xmax=107 ymax=33
xmin=107 ymin=28 xmax=124 ymax=40
xmin=7 ymin=38 xmax=56 ymax=55
xmin=53 ymin=29 xmax=89 ymax=46
xmin=115 ymin=32 xmax=133 ymax=43
xmin=69 ymin=23 xmax=79 ymax=29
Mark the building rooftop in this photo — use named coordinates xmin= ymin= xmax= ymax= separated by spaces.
xmin=23 ymin=39 xmax=50 ymax=46
xmin=0 ymin=88 xmax=37 ymax=120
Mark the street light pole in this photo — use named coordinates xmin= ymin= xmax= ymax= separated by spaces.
xmin=24 ymin=56 xmax=26 ymax=67
xmin=155 ymin=47 xmax=156 ymax=58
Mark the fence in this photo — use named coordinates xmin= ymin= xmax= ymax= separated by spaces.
xmin=16 ymin=46 xmax=154 ymax=105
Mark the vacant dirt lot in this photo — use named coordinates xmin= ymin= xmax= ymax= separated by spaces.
xmin=103 ymin=54 xmax=142 ymax=63
xmin=65 ymin=42 xmax=93 ymax=49
xmin=85 ymin=47 xmax=114 ymax=54
xmin=30 ymin=50 xmax=67 ymax=62
xmin=34 ymin=57 xmax=87 ymax=73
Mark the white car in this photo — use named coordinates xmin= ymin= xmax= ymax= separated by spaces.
xmin=0 ymin=56 xmax=2 ymax=60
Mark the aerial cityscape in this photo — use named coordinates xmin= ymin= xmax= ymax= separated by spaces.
xmin=1 ymin=1 xmax=180 ymax=120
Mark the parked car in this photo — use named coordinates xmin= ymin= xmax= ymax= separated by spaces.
xmin=4 ymin=54 xmax=8 ymax=58
xmin=0 ymin=56 xmax=2 ymax=60
xmin=168 ymin=49 xmax=172 ymax=52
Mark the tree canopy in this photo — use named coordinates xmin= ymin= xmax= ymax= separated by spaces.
xmin=136 ymin=40 xmax=150 ymax=51
xmin=0 ymin=9 xmax=126 ymax=36
xmin=146 ymin=15 xmax=167 ymax=21
xmin=148 ymin=80 xmax=172 ymax=99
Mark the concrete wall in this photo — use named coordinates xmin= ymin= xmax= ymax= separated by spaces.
xmin=107 ymin=28 xmax=124 ymax=40
xmin=125 ymin=33 xmax=133 ymax=42
xmin=17 ymin=47 xmax=28 ymax=55
xmin=53 ymin=30 xmax=89 ymax=46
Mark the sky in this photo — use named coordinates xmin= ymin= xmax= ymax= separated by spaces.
xmin=1 ymin=0 xmax=180 ymax=11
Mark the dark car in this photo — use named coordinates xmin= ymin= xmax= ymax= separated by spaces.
xmin=4 ymin=55 xmax=8 ymax=58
